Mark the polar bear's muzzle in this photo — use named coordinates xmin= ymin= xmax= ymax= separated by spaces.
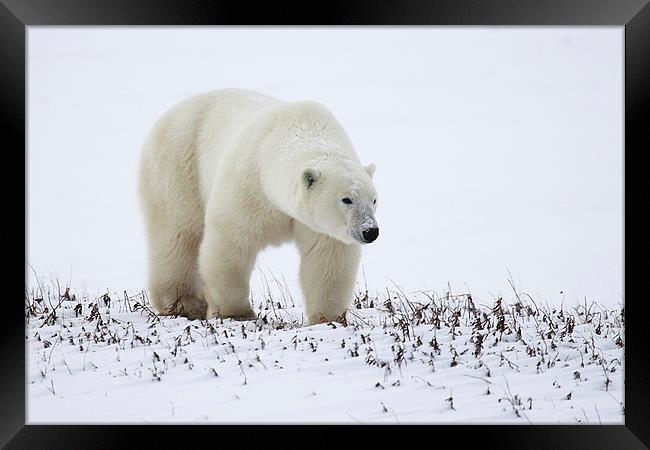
xmin=350 ymin=205 xmax=379 ymax=245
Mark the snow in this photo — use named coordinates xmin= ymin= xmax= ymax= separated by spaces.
xmin=26 ymin=282 xmax=624 ymax=424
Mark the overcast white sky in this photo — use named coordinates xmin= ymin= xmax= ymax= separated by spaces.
xmin=27 ymin=27 xmax=623 ymax=307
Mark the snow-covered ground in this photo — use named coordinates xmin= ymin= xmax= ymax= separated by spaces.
xmin=26 ymin=278 xmax=624 ymax=424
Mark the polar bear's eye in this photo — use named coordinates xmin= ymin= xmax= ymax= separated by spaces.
xmin=373 ymin=199 xmax=376 ymax=204
xmin=342 ymin=198 xmax=352 ymax=205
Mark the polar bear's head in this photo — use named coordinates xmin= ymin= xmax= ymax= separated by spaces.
xmin=259 ymin=100 xmax=380 ymax=245
xmin=300 ymin=161 xmax=379 ymax=245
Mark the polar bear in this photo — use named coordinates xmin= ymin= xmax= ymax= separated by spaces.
xmin=138 ymin=89 xmax=379 ymax=325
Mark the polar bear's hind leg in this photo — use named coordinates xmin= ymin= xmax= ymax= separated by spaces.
xmin=144 ymin=217 xmax=207 ymax=320
xmin=139 ymin=135 xmax=207 ymax=319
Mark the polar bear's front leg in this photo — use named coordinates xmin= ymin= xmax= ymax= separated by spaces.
xmin=294 ymin=222 xmax=361 ymax=325
xmin=198 ymin=225 xmax=257 ymax=321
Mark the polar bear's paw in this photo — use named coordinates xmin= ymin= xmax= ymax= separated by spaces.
xmin=206 ymin=304 xmax=257 ymax=322
xmin=307 ymin=311 xmax=348 ymax=327
xmin=165 ymin=296 xmax=208 ymax=320
xmin=229 ymin=309 xmax=257 ymax=321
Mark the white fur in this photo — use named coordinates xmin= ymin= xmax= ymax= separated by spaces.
xmin=138 ymin=89 xmax=378 ymax=324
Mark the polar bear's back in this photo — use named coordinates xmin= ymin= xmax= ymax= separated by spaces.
xmin=193 ymin=90 xmax=282 ymax=198
xmin=139 ymin=89 xmax=281 ymax=216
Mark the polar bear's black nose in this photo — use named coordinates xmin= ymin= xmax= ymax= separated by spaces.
xmin=362 ymin=227 xmax=379 ymax=243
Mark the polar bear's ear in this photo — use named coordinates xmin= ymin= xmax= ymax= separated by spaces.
xmin=303 ymin=169 xmax=320 ymax=189
xmin=364 ymin=163 xmax=376 ymax=178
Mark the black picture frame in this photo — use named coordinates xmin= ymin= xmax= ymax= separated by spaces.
xmin=7 ymin=0 xmax=647 ymax=447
